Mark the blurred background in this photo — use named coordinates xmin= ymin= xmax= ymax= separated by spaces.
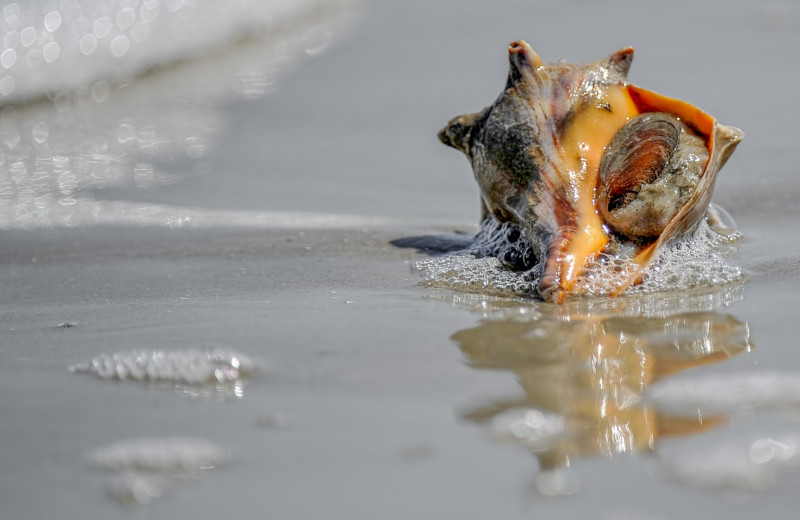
xmin=1 ymin=0 xmax=796 ymax=228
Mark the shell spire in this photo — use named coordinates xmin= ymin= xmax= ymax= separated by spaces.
xmin=506 ymin=40 xmax=543 ymax=86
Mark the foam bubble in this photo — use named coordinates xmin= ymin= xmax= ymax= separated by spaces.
xmin=70 ymin=349 xmax=255 ymax=398
xmin=647 ymin=372 xmax=800 ymax=416
xmin=491 ymin=408 xmax=565 ymax=451
xmin=88 ymin=437 xmax=228 ymax=473
xmin=88 ymin=437 xmax=229 ymax=506
xmin=658 ymin=433 xmax=800 ymax=491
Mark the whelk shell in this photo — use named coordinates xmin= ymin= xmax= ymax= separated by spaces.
xmin=439 ymin=41 xmax=743 ymax=303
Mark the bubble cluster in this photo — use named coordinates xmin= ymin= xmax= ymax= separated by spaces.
xmin=417 ymin=254 xmax=537 ymax=297
xmin=491 ymin=408 xmax=565 ymax=451
xmin=647 ymin=371 xmax=800 ymax=416
xmin=88 ymin=436 xmax=229 ymax=473
xmin=660 ymin=433 xmax=800 ymax=492
xmin=467 ymin=218 xmax=537 ymax=271
xmin=416 ymin=217 xmax=743 ymax=300
xmin=87 ymin=436 xmax=229 ymax=505
xmin=70 ymin=349 xmax=255 ymax=398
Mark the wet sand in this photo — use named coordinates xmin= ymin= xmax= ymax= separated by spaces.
xmin=4 ymin=0 xmax=800 ymax=518
xmin=3 ymin=222 xmax=800 ymax=519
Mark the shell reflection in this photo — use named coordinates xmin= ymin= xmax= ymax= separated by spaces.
xmin=452 ymin=302 xmax=751 ymax=493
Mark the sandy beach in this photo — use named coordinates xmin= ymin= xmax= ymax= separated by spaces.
xmin=3 ymin=0 xmax=800 ymax=518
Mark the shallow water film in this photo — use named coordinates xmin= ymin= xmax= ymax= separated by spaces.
xmin=3 ymin=0 xmax=800 ymax=518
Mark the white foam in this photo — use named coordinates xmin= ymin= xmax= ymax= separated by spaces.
xmin=646 ymin=372 xmax=800 ymax=416
xmin=534 ymin=467 xmax=582 ymax=496
xmin=417 ymin=218 xmax=743 ymax=300
xmin=105 ymin=472 xmax=170 ymax=506
xmin=89 ymin=437 xmax=229 ymax=473
xmin=70 ymin=349 xmax=255 ymax=398
xmin=88 ymin=437 xmax=229 ymax=506
xmin=658 ymin=433 xmax=800 ymax=491
xmin=490 ymin=408 xmax=565 ymax=451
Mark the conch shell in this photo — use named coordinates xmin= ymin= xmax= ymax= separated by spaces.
xmin=439 ymin=41 xmax=743 ymax=303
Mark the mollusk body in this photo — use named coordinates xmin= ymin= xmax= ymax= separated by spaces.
xmin=439 ymin=41 xmax=743 ymax=303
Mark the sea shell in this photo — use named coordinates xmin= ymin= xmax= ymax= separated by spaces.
xmin=439 ymin=41 xmax=743 ymax=303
